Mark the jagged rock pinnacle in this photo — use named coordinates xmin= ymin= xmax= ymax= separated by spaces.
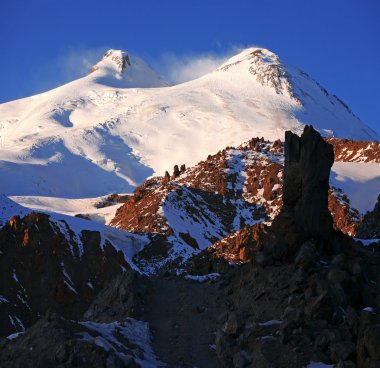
xmin=272 ymin=125 xmax=335 ymax=249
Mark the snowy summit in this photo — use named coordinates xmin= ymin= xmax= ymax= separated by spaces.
xmin=89 ymin=49 xmax=168 ymax=88
xmin=0 ymin=47 xmax=377 ymax=197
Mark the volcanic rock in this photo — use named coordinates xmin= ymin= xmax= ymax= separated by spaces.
xmin=271 ymin=125 xmax=335 ymax=250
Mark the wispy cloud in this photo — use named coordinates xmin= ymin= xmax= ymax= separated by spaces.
xmin=24 ymin=46 xmax=111 ymax=97
xmin=19 ymin=44 xmax=253 ymax=100
xmin=153 ymin=45 xmax=247 ymax=84
xmin=57 ymin=46 xmax=111 ymax=81
xmin=55 ymin=44 xmax=251 ymax=86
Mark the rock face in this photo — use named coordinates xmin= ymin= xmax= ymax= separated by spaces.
xmin=328 ymin=187 xmax=361 ymax=236
xmin=272 ymin=125 xmax=335 ymax=249
xmin=109 ymin=133 xmax=375 ymax=266
xmin=326 ymin=138 xmax=380 ymax=163
xmin=0 ymin=212 xmax=130 ymax=337
xmin=203 ymin=129 xmax=380 ymax=368
xmin=356 ymin=194 xmax=380 ymax=239
xmin=0 ymin=301 xmax=158 ymax=368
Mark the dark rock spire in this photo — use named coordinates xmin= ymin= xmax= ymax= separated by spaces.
xmin=272 ymin=125 xmax=335 ymax=249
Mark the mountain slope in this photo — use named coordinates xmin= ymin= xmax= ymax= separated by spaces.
xmin=0 ymin=47 xmax=377 ymax=197
xmin=107 ymin=136 xmax=379 ymax=271
xmin=2 ymin=127 xmax=380 ymax=368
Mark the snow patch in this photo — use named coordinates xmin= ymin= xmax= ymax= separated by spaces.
xmin=6 ymin=332 xmax=25 ymax=340
xmin=307 ymin=362 xmax=334 ymax=368
xmin=331 ymin=162 xmax=380 ymax=214
xmin=79 ymin=319 xmax=164 ymax=367
xmin=0 ymin=295 xmax=9 ymax=303
xmin=257 ymin=320 xmax=282 ymax=326
xmin=185 ymin=273 xmax=221 ymax=282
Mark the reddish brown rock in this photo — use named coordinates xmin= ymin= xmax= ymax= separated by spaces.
xmin=328 ymin=188 xmax=361 ymax=236
xmin=172 ymin=165 xmax=181 ymax=179
xmin=109 ymin=131 xmax=373 ymax=267
xmin=162 ymin=171 xmax=170 ymax=186
xmin=272 ymin=139 xmax=282 ymax=151
xmin=111 ymin=178 xmax=171 ymax=234
xmin=209 ymin=223 xmax=268 ymax=263
xmin=9 ymin=216 xmax=22 ymax=232
xmin=326 ymin=138 xmax=380 ymax=163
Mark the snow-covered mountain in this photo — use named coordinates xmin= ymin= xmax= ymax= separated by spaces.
xmin=0 ymin=47 xmax=377 ymax=197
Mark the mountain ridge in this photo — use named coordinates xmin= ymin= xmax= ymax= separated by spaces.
xmin=0 ymin=47 xmax=378 ymax=197
xmin=1 ymin=127 xmax=380 ymax=368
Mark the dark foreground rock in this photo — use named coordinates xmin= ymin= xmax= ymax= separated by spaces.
xmin=0 ymin=313 xmax=156 ymax=368
xmin=0 ymin=212 xmax=130 ymax=337
xmin=356 ymin=194 xmax=380 ymax=239
xmin=271 ymin=125 xmax=335 ymax=251
xmin=201 ymin=127 xmax=380 ymax=368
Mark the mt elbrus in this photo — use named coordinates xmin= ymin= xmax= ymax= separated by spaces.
xmin=0 ymin=47 xmax=379 ymax=368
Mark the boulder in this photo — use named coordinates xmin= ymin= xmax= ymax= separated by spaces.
xmin=294 ymin=241 xmax=318 ymax=268
xmin=222 ymin=312 xmax=242 ymax=336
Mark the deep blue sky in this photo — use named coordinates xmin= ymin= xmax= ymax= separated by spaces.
xmin=1 ymin=0 xmax=379 ymax=134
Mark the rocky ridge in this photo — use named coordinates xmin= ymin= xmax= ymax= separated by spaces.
xmin=326 ymin=138 xmax=380 ymax=163
xmin=109 ymin=136 xmax=378 ymax=267
xmin=189 ymin=127 xmax=380 ymax=367
xmin=219 ymin=48 xmax=300 ymax=103
xmin=1 ymin=47 xmax=378 ymax=198
xmin=1 ymin=127 xmax=380 ymax=367
xmin=0 ymin=212 xmax=133 ymax=338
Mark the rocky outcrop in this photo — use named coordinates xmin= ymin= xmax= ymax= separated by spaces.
xmin=205 ymin=128 xmax=364 ymax=263
xmin=220 ymin=48 xmax=301 ymax=104
xmin=109 ymin=133 xmax=373 ymax=268
xmin=111 ymin=178 xmax=172 ymax=234
xmin=210 ymin=244 xmax=380 ymax=368
xmin=326 ymin=138 xmax=380 ymax=163
xmin=271 ymin=125 xmax=335 ymax=250
xmin=90 ymin=49 xmax=131 ymax=73
xmin=162 ymin=170 xmax=170 ymax=186
xmin=0 ymin=212 xmax=130 ymax=337
xmin=94 ymin=193 xmax=131 ymax=208
xmin=208 ymin=223 xmax=267 ymax=263
xmin=0 ymin=308 xmax=159 ymax=368
xmin=110 ymin=147 xmax=266 ymax=259
xmin=329 ymin=188 xmax=361 ymax=236
xmin=1 ymin=130 xmax=380 ymax=368
xmin=356 ymin=194 xmax=380 ymax=239
xmin=172 ymin=165 xmax=181 ymax=180
xmin=204 ymin=128 xmax=380 ymax=368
